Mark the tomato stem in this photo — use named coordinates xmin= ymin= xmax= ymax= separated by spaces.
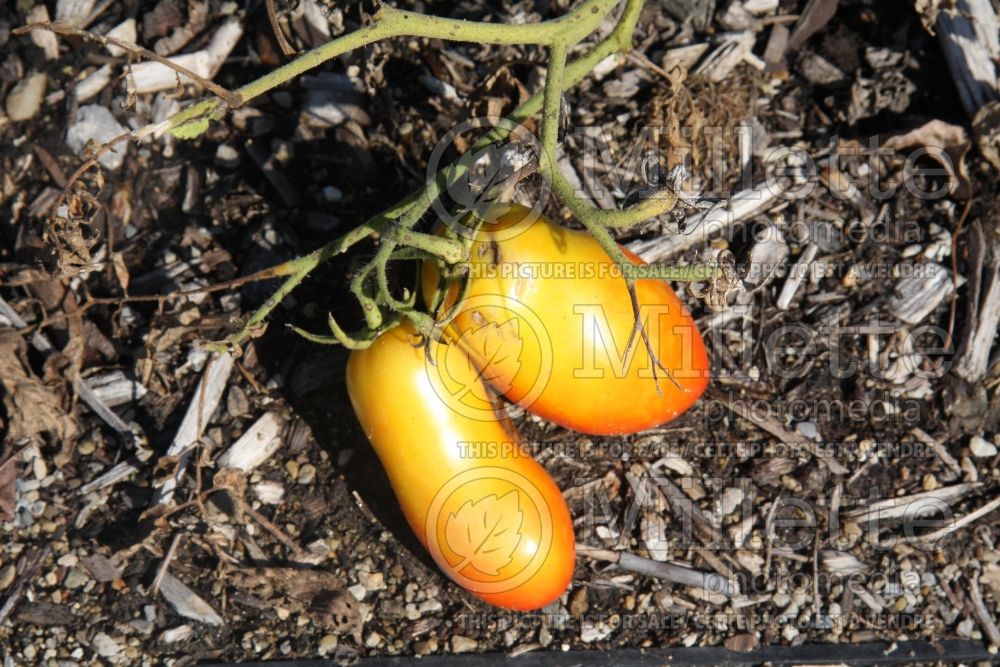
xmin=162 ymin=0 xmax=620 ymax=138
xmin=208 ymin=0 xmax=649 ymax=352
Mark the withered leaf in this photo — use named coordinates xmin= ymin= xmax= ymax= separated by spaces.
xmin=228 ymin=567 xmax=363 ymax=642
xmin=0 ymin=331 xmax=78 ymax=444
xmin=0 ymin=448 xmax=16 ymax=522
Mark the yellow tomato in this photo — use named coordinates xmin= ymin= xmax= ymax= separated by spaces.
xmin=345 ymin=320 xmax=576 ymax=610
xmin=422 ymin=204 xmax=710 ymax=435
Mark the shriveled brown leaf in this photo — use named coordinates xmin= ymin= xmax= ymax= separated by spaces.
xmin=0 ymin=330 xmax=78 ymax=444
xmin=212 ymin=468 xmax=248 ymax=522
xmin=111 ymin=251 xmax=130 ymax=292
xmin=883 ymin=119 xmax=972 ymax=198
xmin=0 ymin=446 xmax=16 ymax=521
xmin=228 ymin=567 xmax=363 ymax=642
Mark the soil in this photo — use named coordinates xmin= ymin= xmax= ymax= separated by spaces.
xmin=1 ymin=0 xmax=999 ymax=664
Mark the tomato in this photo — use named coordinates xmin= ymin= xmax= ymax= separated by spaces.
xmin=422 ymin=204 xmax=710 ymax=436
xmin=345 ymin=320 xmax=576 ymax=610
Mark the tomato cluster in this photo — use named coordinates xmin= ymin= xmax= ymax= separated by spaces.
xmin=347 ymin=204 xmax=710 ymax=609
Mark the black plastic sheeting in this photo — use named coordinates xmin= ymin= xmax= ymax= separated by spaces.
xmin=207 ymin=639 xmax=998 ymax=667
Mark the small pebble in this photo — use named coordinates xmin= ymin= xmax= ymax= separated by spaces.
xmin=451 ymin=636 xmax=478 ymax=653
xmin=5 ymin=71 xmax=47 ymax=121
xmin=160 ymin=625 xmax=193 ymax=643
xmin=215 ymin=144 xmax=240 ymax=168
xmin=795 ymin=421 xmax=819 ymax=440
xmin=359 ymin=570 xmax=385 ymax=592
xmin=65 ymin=105 xmax=128 ymax=171
xmin=318 ymin=634 xmax=337 ymax=655
xmin=285 ymin=460 xmax=299 ymax=479
xmin=956 ymin=617 xmax=976 ymax=638
xmin=297 ymin=463 xmax=316 ymax=485
xmin=32 ymin=457 xmax=48 ymax=481
xmin=970 ymin=435 xmax=997 ymax=458
xmin=922 ymin=474 xmax=939 ymax=492
xmin=417 ymin=598 xmax=442 ymax=613
xmin=92 ymin=632 xmax=121 ymax=657
xmin=719 ymin=487 xmax=744 ymax=515
xmin=414 ymin=638 xmax=438 ymax=656
xmin=254 ymin=480 xmax=285 ymax=505
xmin=64 ymin=569 xmax=90 ymax=589
xmin=57 ymin=554 xmax=79 ymax=568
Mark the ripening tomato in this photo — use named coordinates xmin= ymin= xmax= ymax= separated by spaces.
xmin=422 ymin=204 xmax=710 ymax=436
xmin=345 ymin=320 xmax=575 ymax=610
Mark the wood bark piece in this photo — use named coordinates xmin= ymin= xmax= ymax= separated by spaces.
xmin=776 ymin=242 xmax=818 ymax=310
xmin=129 ymin=17 xmax=243 ymax=95
xmin=217 ymin=412 xmax=285 ymax=472
xmin=955 ymin=233 xmax=1000 ymax=382
xmin=158 ymin=572 xmax=223 ymax=626
xmin=627 ymin=183 xmax=781 ymax=262
xmin=845 ymin=483 xmax=980 ymax=525
xmin=152 ymin=352 xmax=235 ymax=506
xmin=935 ymin=0 xmax=1000 ymax=117
xmin=888 ymin=262 xmax=960 ymax=325
xmin=576 ymin=544 xmax=736 ymax=595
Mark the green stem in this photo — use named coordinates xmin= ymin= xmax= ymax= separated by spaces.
xmin=551 ymin=169 xmax=719 ymax=282
xmin=551 ymin=162 xmax=681 ymax=229
xmin=167 ymin=0 xmax=618 ymax=134
xmin=210 ymin=0 xmax=648 ymax=351
xmin=394 ymin=230 xmax=465 ymax=264
xmin=538 ymin=42 xmax=567 ymax=178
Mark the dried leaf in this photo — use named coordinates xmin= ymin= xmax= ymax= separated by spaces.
xmin=228 ymin=567 xmax=363 ymax=642
xmin=312 ymin=587 xmax=364 ymax=643
xmin=212 ymin=468 xmax=248 ymax=522
xmin=0 ymin=331 xmax=78 ymax=444
xmin=111 ymin=251 xmax=130 ymax=291
xmin=883 ymin=119 xmax=972 ymax=198
xmin=0 ymin=448 xmax=16 ymax=522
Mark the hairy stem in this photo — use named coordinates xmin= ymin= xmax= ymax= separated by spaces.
xmin=166 ymin=0 xmax=618 ymax=134
xmin=215 ymin=0 xmax=648 ymax=350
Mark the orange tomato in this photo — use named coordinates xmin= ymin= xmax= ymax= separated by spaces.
xmin=345 ymin=320 xmax=576 ymax=610
xmin=422 ymin=204 xmax=710 ymax=435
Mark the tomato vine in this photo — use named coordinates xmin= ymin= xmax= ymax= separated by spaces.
xmin=28 ymin=0 xmax=738 ymax=355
